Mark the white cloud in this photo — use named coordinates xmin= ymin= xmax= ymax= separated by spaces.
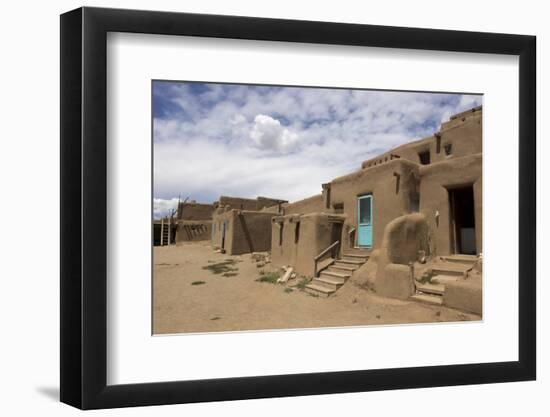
xmin=153 ymin=82 xmax=483 ymax=205
xmin=249 ymin=114 xmax=299 ymax=153
xmin=153 ymin=197 xmax=179 ymax=219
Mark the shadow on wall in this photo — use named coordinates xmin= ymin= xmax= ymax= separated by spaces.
xmin=238 ymin=213 xmax=255 ymax=253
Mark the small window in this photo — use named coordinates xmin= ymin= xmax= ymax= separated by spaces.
xmin=294 ymin=222 xmax=300 ymax=244
xmin=418 ymin=151 xmax=430 ymax=165
xmin=333 ymin=203 xmax=344 ymax=214
xmin=444 ymin=143 xmax=452 ymax=156
xmin=279 ymin=223 xmax=284 ymax=246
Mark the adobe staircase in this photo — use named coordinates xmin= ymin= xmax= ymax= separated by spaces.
xmin=305 ymin=249 xmax=370 ymax=297
xmin=410 ymin=254 xmax=478 ymax=305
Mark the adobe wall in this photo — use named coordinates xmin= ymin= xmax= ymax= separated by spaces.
xmin=218 ymin=196 xmax=259 ymax=211
xmin=211 ymin=209 xmax=232 ymax=250
xmin=256 ymin=196 xmax=287 ymax=210
xmin=271 ymin=213 xmax=335 ymax=276
xmin=361 ymin=106 xmax=482 ymax=168
xmin=177 ymin=202 xmax=214 ymax=221
xmin=230 ymin=210 xmax=274 ymax=255
xmin=361 ymin=137 xmax=433 ymax=167
xmin=212 ymin=209 xmax=275 ymax=255
xmin=217 ymin=196 xmax=287 ymax=211
xmin=432 ymin=108 xmax=482 ymax=164
xmin=330 ymin=159 xmax=420 ymax=251
xmin=175 ymin=220 xmax=212 ymax=243
xmin=418 ymin=153 xmax=482 ymax=255
xmin=284 ymin=194 xmax=324 ymax=215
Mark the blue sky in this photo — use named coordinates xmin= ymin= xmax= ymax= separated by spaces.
xmin=153 ymin=81 xmax=481 ymax=218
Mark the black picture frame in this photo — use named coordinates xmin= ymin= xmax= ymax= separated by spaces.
xmin=60 ymin=6 xmax=536 ymax=410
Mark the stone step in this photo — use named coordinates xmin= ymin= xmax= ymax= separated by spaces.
xmin=440 ymin=254 xmax=478 ymax=265
xmin=416 ymin=282 xmax=445 ymax=296
xmin=431 ymin=262 xmax=471 ymax=277
xmin=320 ymin=270 xmax=351 ymax=279
xmin=313 ymin=276 xmax=345 ymax=291
xmin=430 ymin=274 xmax=459 ymax=285
xmin=336 ymin=258 xmax=365 ymax=266
xmin=342 ymin=253 xmax=369 ymax=261
xmin=328 ymin=264 xmax=357 ymax=273
xmin=410 ymin=293 xmax=443 ymax=306
xmin=350 ymin=247 xmax=372 ymax=255
xmin=305 ymin=283 xmax=335 ymax=298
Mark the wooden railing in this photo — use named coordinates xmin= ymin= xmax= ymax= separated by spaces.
xmin=314 ymin=240 xmax=340 ymax=277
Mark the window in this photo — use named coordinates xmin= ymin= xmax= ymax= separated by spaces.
xmin=444 ymin=143 xmax=452 ymax=156
xmin=418 ymin=150 xmax=430 ymax=165
xmin=294 ymin=222 xmax=300 ymax=244
xmin=333 ymin=203 xmax=344 ymax=214
xmin=358 ymin=197 xmax=371 ymax=224
xmin=279 ymin=223 xmax=284 ymax=246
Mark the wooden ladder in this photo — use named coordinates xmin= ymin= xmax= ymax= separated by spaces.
xmin=160 ymin=217 xmax=171 ymax=246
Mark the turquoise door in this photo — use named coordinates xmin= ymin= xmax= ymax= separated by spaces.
xmin=357 ymin=195 xmax=373 ymax=247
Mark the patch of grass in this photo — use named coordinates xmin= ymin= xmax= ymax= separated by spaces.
xmin=284 ymin=288 xmax=293 ymax=294
xmin=296 ymin=277 xmax=311 ymax=290
xmin=191 ymin=281 xmax=206 ymax=286
xmin=202 ymin=259 xmax=239 ymax=275
xmin=222 ymin=272 xmax=238 ymax=277
xmin=210 ymin=316 xmax=221 ymax=321
xmin=255 ymin=272 xmax=280 ymax=284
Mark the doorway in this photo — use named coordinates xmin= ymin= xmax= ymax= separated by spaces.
xmin=221 ymin=221 xmax=226 ymax=250
xmin=357 ymin=194 xmax=373 ymax=247
xmin=448 ymin=186 xmax=476 ymax=255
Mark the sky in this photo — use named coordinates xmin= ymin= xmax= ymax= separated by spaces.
xmin=153 ymin=81 xmax=482 ymax=218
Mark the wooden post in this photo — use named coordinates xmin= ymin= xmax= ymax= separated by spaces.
xmin=160 ymin=218 xmax=164 ymax=246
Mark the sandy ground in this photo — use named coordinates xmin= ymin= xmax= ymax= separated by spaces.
xmin=153 ymin=242 xmax=480 ymax=334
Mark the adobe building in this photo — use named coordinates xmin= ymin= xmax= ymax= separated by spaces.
xmin=174 ymin=201 xmax=214 ymax=244
xmin=211 ymin=196 xmax=287 ymax=255
xmin=271 ymin=106 xmax=483 ymax=309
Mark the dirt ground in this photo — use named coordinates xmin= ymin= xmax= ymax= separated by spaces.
xmin=153 ymin=242 xmax=480 ymax=334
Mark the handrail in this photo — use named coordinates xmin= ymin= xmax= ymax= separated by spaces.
xmin=347 ymin=227 xmax=356 ymax=235
xmin=314 ymin=240 xmax=340 ymax=261
xmin=314 ymin=240 xmax=340 ymax=277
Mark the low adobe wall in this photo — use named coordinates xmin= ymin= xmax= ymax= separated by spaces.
xmin=444 ymin=276 xmax=482 ymax=315
xmin=374 ymin=213 xmax=431 ymax=300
